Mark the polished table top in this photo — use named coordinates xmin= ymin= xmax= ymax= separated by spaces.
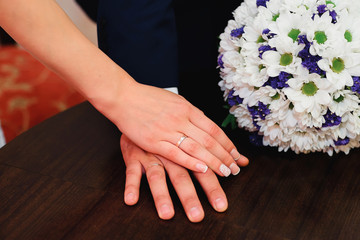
xmin=1 ymin=101 xmax=360 ymax=240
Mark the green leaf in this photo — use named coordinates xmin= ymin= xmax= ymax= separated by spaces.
xmin=221 ymin=113 xmax=237 ymax=130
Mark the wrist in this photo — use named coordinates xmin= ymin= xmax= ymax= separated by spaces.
xmin=87 ymin=67 xmax=137 ymax=120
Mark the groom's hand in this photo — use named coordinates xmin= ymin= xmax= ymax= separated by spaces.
xmin=120 ymin=134 xmax=228 ymax=223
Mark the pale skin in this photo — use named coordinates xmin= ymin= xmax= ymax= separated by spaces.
xmin=121 ymin=135 xmax=249 ymax=222
xmin=0 ymin=0 xmax=249 ymax=222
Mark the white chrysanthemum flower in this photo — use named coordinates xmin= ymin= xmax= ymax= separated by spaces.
xmin=246 ymin=85 xmax=277 ymax=106
xmin=334 ymin=0 xmax=360 ymax=15
xmin=269 ymin=10 xmax=308 ymax=38
xmin=283 ymin=73 xmax=331 ymax=118
xmin=336 ymin=12 xmax=360 ymax=53
xmin=265 ymin=0 xmax=282 ymax=15
xmin=262 ymin=123 xmax=289 ymax=147
xmin=293 ymin=110 xmax=323 ymax=129
xmin=222 ymin=50 xmax=244 ymax=70
xmin=262 ymin=36 xmax=304 ymax=77
xmin=231 ymin=105 xmax=258 ymax=131
xmin=317 ymin=44 xmax=360 ymax=90
xmin=341 ymin=111 xmax=360 ymax=138
xmin=219 ymin=20 xmax=242 ymax=51
xmin=242 ymin=15 xmax=269 ymax=44
xmin=329 ymin=90 xmax=360 ymax=116
xmin=282 ymin=0 xmax=320 ymax=15
xmin=307 ymin=12 xmax=342 ymax=56
xmin=271 ymin=99 xmax=299 ymax=130
xmin=289 ymin=130 xmax=317 ymax=153
xmin=233 ymin=0 xmax=259 ymax=26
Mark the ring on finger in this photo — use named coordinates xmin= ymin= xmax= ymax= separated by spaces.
xmin=146 ymin=162 xmax=164 ymax=170
xmin=177 ymin=135 xmax=188 ymax=148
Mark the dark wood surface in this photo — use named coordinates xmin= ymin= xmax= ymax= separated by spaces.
xmin=1 ymin=101 xmax=360 ymax=240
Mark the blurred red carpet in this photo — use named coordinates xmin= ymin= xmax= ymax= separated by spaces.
xmin=0 ymin=46 xmax=84 ymax=143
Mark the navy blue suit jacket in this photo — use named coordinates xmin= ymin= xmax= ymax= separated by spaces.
xmin=96 ymin=0 xmax=178 ymax=88
xmin=75 ymin=0 xmax=242 ymax=89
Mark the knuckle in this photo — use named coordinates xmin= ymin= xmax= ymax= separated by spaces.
xmin=166 ymin=147 xmax=178 ymax=160
xmin=178 ymin=102 xmax=191 ymax=115
xmin=171 ymin=172 xmax=190 ymax=186
xmin=183 ymin=157 xmax=193 ymax=168
xmin=208 ymin=123 xmax=221 ymax=136
xmin=196 ymin=109 xmax=205 ymax=116
xmin=206 ymin=156 xmax=219 ymax=169
xmin=183 ymin=196 xmax=199 ymax=207
xmin=125 ymin=183 xmax=138 ymax=192
xmin=203 ymin=135 xmax=216 ymax=149
xmin=166 ymin=113 xmax=182 ymax=124
xmin=126 ymin=168 xmax=139 ymax=177
xmin=147 ymin=170 xmax=165 ymax=182
xmin=154 ymin=194 xmax=170 ymax=203
xmin=187 ymin=142 xmax=200 ymax=154
xmin=208 ymin=187 xmax=222 ymax=196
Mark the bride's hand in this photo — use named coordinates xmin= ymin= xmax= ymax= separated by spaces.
xmin=107 ymin=82 xmax=249 ymax=177
xmin=0 ymin=0 xmax=248 ymax=176
xmin=121 ymin=134 xmax=232 ymax=222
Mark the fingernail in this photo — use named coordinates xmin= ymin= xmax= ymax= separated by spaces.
xmin=230 ymin=148 xmax=241 ymax=161
xmin=189 ymin=207 xmax=202 ymax=219
xmin=215 ymin=198 xmax=227 ymax=212
xmin=125 ymin=192 xmax=135 ymax=203
xmin=219 ymin=164 xmax=231 ymax=177
xmin=196 ymin=163 xmax=208 ymax=173
xmin=160 ymin=204 xmax=172 ymax=218
xmin=230 ymin=163 xmax=241 ymax=175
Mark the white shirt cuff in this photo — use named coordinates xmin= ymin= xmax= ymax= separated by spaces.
xmin=164 ymin=87 xmax=179 ymax=94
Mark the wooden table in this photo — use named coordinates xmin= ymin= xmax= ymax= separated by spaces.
xmin=1 ymin=101 xmax=360 ymax=240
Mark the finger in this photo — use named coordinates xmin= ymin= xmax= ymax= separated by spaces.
xmin=168 ymin=134 xmax=232 ymax=177
xmin=154 ymin=141 xmax=209 ymax=174
xmin=120 ymin=135 xmax=143 ymax=205
xmin=143 ymin=159 xmax=175 ymax=220
xmin=189 ymin=108 xmax=249 ymax=166
xmin=193 ymin=169 xmax=228 ymax=213
xmin=124 ymin=158 xmax=142 ymax=205
xmin=157 ymin=156 xmax=205 ymax=223
xmin=183 ymin=124 xmax=241 ymax=175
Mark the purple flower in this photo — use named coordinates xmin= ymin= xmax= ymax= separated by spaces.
xmin=231 ymin=27 xmax=245 ymax=38
xmin=262 ymin=28 xmax=276 ymax=40
xmin=297 ymin=35 xmax=326 ymax=75
xmin=334 ymin=137 xmax=350 ymax=146
xmin=351 ymin=76 xmax=360 ymax=94
xmin=218 ymin=54 xmax=224 ymax=69
xmin=256 ymin=0 xmax=269 ymax=7
xmin=253 ymin=120 xmax=261 ymax=130
xmin=249 ymin=132 xmax=264 ymax=146
xmin=258 ymin=45 xmax=276 ymax=59
xmin=329 ymin=10 xmax=337 ymax=23
xmin=313 ymin=4 xmax=337 ymax=24
xmin=263 ymin=71 xmax=291 ymax=89
xmin=258 ymin=102 xmax=271 ymax=120
xmin=317 ymin=4 xmax=327 ymax=15
xmin=322 ymin=110 xmax=342 ymax=128
xmin=248 ymin=105 xmax=261 ymax=130
xmin=227 ymin=90 xmax=243 ymax=106
xmin=248 ymin=101 xmax=270 ymax=130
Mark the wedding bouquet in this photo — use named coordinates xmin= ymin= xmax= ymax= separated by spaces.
xmin=218 ymin=0 xmax=360 ymax=155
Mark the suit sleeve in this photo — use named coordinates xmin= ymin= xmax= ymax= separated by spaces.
xmin=97 ymin=0 xmax=178 ymax=88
